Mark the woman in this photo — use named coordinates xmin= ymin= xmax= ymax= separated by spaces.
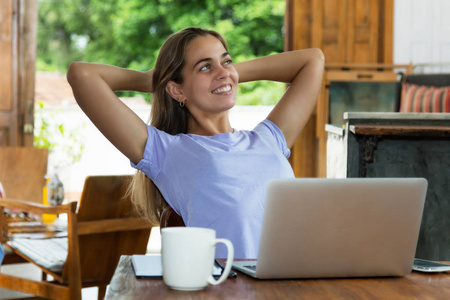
xmin=67 ymin=27 xmax=324 ymax=259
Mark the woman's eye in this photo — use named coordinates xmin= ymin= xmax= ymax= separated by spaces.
xmin=224 ymin=59 xmax=233 ymax=65
xmin=200 ymin=65 xmax=210 ymax=71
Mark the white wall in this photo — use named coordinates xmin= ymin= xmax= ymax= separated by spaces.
xmin=394 ymin=0 xmax=450 ymax=73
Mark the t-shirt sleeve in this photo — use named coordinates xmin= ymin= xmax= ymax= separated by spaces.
xmin=254 ymin=119 xmax=291 ymax=158
xmin=130 ymin=125 xmax=175 ymax=179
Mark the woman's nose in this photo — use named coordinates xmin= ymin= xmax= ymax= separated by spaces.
xmin=215 ymin=64 xmax=229 ymax=80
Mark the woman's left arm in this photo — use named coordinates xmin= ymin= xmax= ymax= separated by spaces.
xmin=234 ymin=49 xmax=325 ymax=148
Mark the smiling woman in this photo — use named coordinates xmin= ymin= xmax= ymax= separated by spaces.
xmin=165 ymin=34 xmax=238 ymax=135
xmin=67 ymin=27 xmax=324 ymax=259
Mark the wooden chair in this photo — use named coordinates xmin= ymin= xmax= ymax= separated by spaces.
xmin=0 ymin=146 xmax=48 ymax=264
xmin=160 ymin=204 xmax=185 ymax=229
xmin=0 ymin=175 xmax=152 ymax=300
xmin=0 ymin=146 xmax=48 ymax=204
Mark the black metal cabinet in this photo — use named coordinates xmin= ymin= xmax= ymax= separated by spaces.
xmin=326 ymin=112 xmax=450 ymax=260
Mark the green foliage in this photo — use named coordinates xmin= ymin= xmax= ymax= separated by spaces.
xmin=238 ymin=81 xmax=286 ymax=106
xmin=34 ymin=101 xmax=86 ymax=165
xmin=34 ymin=102 xmax=55 ymax=150
xmin=37 ymin=0 xmax=286 ymax=105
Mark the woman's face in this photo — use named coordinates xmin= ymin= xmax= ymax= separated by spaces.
xmin=178 ymin=34 xmax=238 ymax=116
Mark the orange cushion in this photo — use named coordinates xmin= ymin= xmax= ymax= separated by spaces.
xmin=400 ymin=83 xmax=450 ymax=113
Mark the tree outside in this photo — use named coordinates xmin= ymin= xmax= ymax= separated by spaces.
xmin=36 ymin=0 xmax=286 ymax=105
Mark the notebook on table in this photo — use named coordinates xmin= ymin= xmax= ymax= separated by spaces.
xmin=131 ymin=254 xmax=222 ymax=278
xmin=232 ymin=178 xmax=428 ymax=279
xmin=132 ymin=254 xmax=163 ymax=278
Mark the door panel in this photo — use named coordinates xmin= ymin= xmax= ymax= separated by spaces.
xmin=0 ymin=0 xmax=37 ymax=147
xmin=0 ymin=0 xmax=16 ymax=145
xmin=286 ymin=0 xmax=393 ymax=177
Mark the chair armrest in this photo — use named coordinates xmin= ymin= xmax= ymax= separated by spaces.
xmin=0 ymin=199 xmax=75 ymax=244
xmin=0 ymin=198 xmax=77 ymax=215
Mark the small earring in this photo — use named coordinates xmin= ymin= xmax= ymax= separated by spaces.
xmin=178 ymin=97 xmax=185 ymax=108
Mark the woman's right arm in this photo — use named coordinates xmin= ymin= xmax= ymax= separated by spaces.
xmin=67 ymin=62 xmax=153 ymax=164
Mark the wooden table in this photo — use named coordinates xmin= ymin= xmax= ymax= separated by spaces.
xmin=105 ymin=256 xmax=450 ymax=299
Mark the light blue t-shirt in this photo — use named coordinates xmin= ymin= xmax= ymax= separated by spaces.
xmin=132 ymin=119 xmax=295 ymax=258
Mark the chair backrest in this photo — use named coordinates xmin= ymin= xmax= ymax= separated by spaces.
xmin=61 ymin=175 xmax=151 ymax=283
xmin=160 ymin=204 xmax=185 ymax=229
xmin=0 ymin=147 xmax=48 ymax=203
xmin=405 ymin=73 xmax=450 ymax=87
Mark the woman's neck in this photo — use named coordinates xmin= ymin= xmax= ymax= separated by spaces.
xmin=187 ymin=113 xmax=233 ymax=136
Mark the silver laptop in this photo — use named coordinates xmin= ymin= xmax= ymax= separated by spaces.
xmin=232 ymin=178 xmax=427 ymax=279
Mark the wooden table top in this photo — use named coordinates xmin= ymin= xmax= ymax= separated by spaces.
xmin=105 ymin=256 xmax=450 ymax=299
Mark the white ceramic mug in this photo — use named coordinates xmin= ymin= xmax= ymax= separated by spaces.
xmin=161 ymin=227 xmax=234 ymax=291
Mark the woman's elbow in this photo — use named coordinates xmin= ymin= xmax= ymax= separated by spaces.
xmin=67 ymin=62 xmax=88 ymax=86
xmin=310 ymin=48 xmax=325 ymax=65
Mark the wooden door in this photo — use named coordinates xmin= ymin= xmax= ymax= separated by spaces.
xmin=0 ymin=0 xmax=38 ymax=147
xmin=307 ymin=0 xmax=392 ymax=65
xmin=285 ymin=0 xmax=393 ymax=177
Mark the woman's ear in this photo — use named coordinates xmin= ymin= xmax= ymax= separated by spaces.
xmin=165 ymin=81 xmax=184 ymax=103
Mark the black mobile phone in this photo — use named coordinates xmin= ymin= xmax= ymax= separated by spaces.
xmin=413 ymin=258 xmax=450 ymax=273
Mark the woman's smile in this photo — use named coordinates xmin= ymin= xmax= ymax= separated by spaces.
xmin=212 ymin=84 xmax=232 ymax=95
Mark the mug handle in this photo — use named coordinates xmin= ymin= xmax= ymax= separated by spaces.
xmin=207 ymin=238 xmax=234 ymax=285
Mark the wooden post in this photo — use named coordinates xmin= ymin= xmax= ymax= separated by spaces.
xmin=0 ymin=0 xmax=38 ymax=147
xmin=19 ymin=0 xmax=38 ymax=146
xmin=67 ymin=203 xmax=82 ymax=300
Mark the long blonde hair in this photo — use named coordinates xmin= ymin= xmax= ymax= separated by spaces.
xmin=129 ymin=28 xmax=229 ymax=225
